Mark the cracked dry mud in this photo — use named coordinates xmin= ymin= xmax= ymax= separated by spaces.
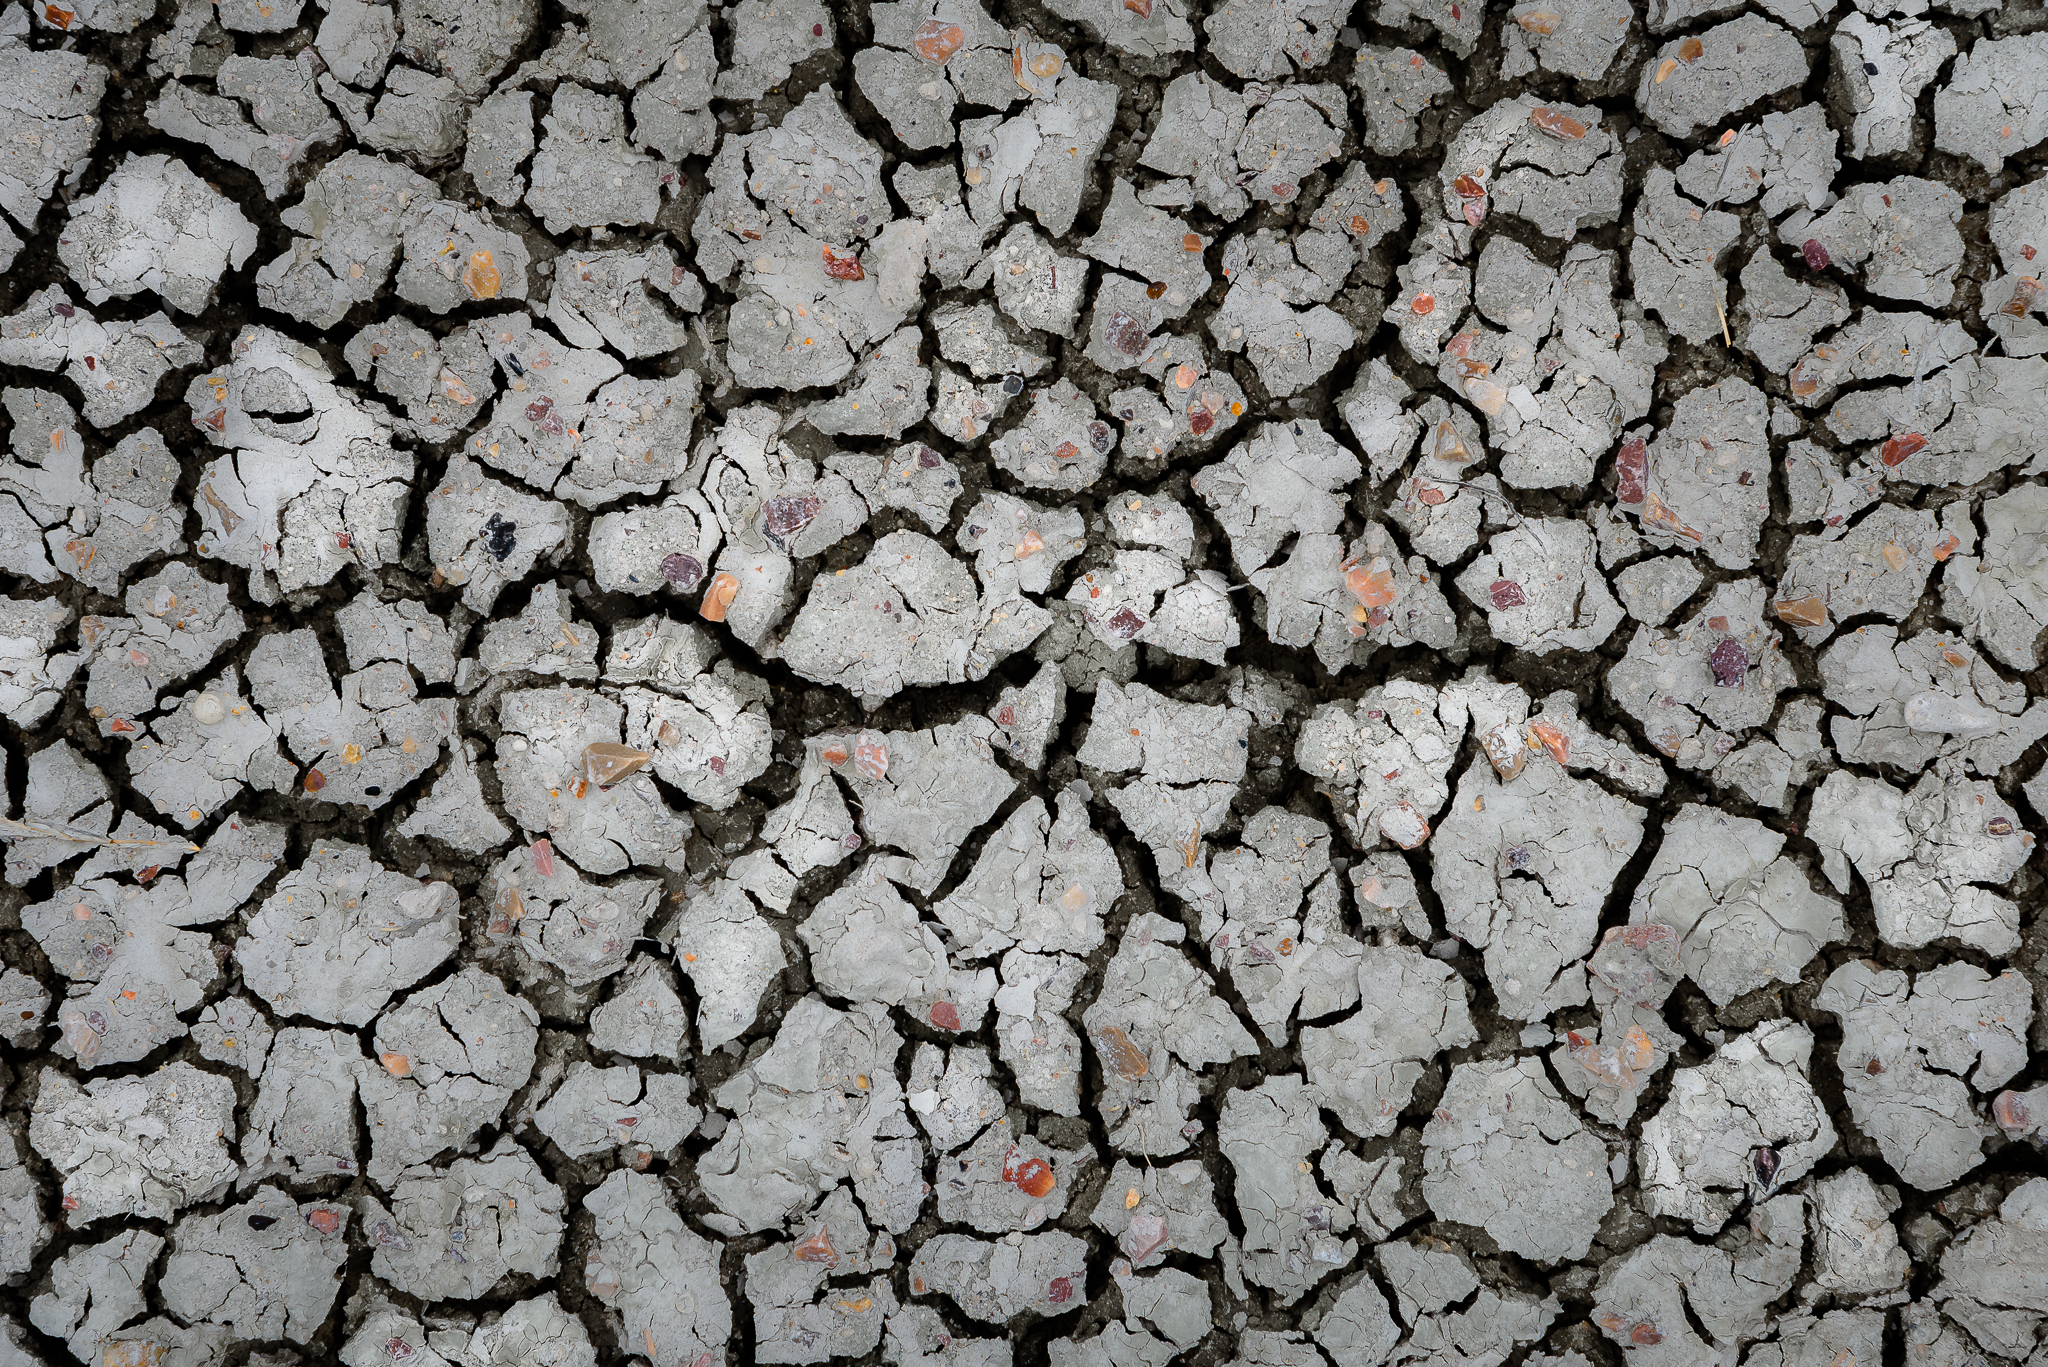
xmin=1 ymin=0 xmax=2047 ymax=1362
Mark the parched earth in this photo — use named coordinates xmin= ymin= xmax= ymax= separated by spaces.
xmin=1 ymin=0 xmax=2047 ymax=1365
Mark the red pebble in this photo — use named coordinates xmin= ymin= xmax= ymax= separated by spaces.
xmin=1615 ymin=436 xmax=1647 ymax=504
xmin=660 ymin=552 xmax=704 ymax=588
xmin=1709 ymin=639 xmax=1748 ymax=687
xmin=1002 ymin=1148 xmax=1057 ymax=1198
xmin=821 ymin=246 xmax=864 ymax=282
xmin=1880 ymin=432 xmax=1927 ymax=467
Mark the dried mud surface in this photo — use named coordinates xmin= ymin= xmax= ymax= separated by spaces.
xmin=2 ymin=0 xmax=2048 ymax=1365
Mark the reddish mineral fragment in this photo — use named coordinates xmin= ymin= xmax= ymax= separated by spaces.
xmin=660 ymin=552 xmax=704 ymax=588
xmin=1879 ymin=432 xmax=1926 ymax=467
xmin=1104 ymin=308 xmax=1149 ymax=356
xmin=701 ymin=572 xmax=740 ymax=623
xmin=1709 ymin=638 xmax=1748 ymax=687
xmin=1345 ymin=558 xmax=1398 ymax=608
xmin=794 ymin=1227 xmax=838 ymax=1264
xmin=1529 ymin=106 xmax=1589 ymax=139
xmin=1003 ymin=1148 xmax=1057 ymax=1197
xmin=1615 ymin=437 xmax=1647 ymax=504
xmin=913 ymin=20 xmax=966 ymax=62
xmin=1773 ymin=595 xmax=1827 ymax=628
xmin=1528 ymin=720 xmax=1570 ymax=764
xmin=821 ymin=245 xmax=864 ymax=281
